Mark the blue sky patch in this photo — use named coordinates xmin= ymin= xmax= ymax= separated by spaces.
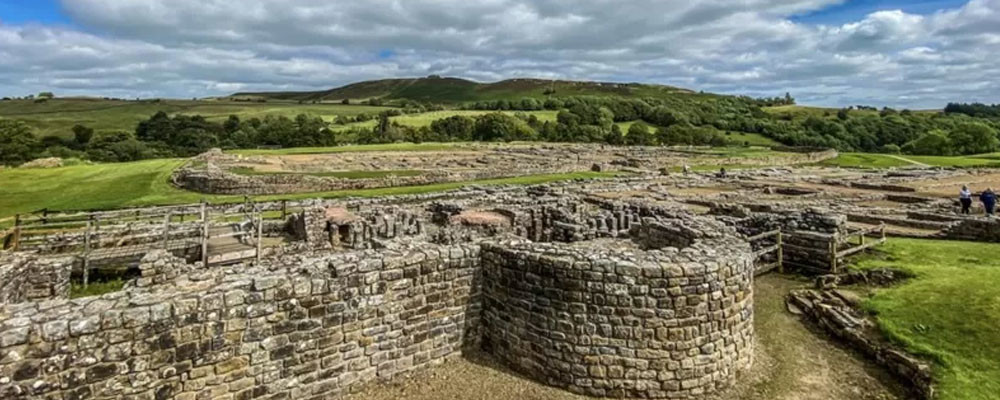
xmin=792 ymin=0 xmax=967 ymax=25
xmin=0 ymin=0 xmax=69 ymax=25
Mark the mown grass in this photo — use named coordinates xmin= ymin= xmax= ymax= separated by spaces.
xmin=905 ymin=154 xmax=1000 ymax=168
xmin=853 ymin=238 xmax=1000 ymax=400
xmin=0 ymin=159 xmax=621 ymax=219
xmin=229 ymin=167 xmax=424 ymax=179
xmin=819 ymin=152 xmax=1000 ymax=169
xmin=817 ymin=153 xmax=916 ymax=168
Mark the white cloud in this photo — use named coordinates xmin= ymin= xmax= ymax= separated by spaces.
xmin=0 ymin=0 xmax=996 ymax=108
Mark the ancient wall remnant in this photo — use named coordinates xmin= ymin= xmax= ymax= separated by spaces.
xmin=0 ymin=254 xmax=72 ymax=304
xmin=0 ymin=245 xmax=482 ymax=400
xmin=480 ymin=224 xmax=755 ymax=398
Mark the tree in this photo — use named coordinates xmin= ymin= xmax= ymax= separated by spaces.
xmin=902 ymin=130 xmax=952 ymax=156
xmin=430 ymin=115 xmax=475 ymax=141
xmin=948 ymin=122 xmax=999 ymax=155
xmin=604 ymin=124 xmax=625 ymax=145
xmin=625 ymin=122 xmax=655 ymax=146
xmin=473 ymin=113 xmax=537 ymax=142
xmin=0 ymin=120 xmax=40 ymax=165
xmin=72 ymin=125 xmax=94 ymax=146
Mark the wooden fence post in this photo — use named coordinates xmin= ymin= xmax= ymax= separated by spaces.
xmin=12 ymin=214 xmax=21 ymax=251
xmin=281 ymin=200 xmax=287 ymax=220
xmin=777 ymin=230 xmax=784 ymax=274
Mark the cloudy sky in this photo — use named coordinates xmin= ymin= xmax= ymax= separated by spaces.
xmin=0 ymin=0 xmax=997 ymax=108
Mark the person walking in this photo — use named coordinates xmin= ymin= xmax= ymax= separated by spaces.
xmin=981 ymin=187 xmax=997 ymax=217
xmin=960 ymin=185 xmax=973 ymax=215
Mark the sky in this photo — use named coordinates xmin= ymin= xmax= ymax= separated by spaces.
xmin=0 ymin=0 xmax=997 ymax=108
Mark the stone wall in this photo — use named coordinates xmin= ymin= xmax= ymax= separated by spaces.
xmin=480 ymin=238 xmax=755 ymax=398
xmin=0 ymin=254 xmax=72 ymax=304
xmin=937 ymin=217 xmax=1000 ymax=242
xmin=0 ymin=246 xmax=482 ymax=400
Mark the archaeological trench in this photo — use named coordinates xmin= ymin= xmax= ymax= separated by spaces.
xmin=5 ymin=146 xmax=1000 ymax=399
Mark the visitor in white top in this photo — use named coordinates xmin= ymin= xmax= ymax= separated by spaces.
xmin=959 ymin=185 xmax=973 ymax=215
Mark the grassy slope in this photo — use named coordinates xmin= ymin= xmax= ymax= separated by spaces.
xmin=0 ymin=158 xmax=619 ymax=219
xmin=853 ymin=238 xmax=1000 ymax=400
xmin=0 ymin=98 xmax=392 ymax=138
xmin=235 ymin=77 xmax=697 ymax=103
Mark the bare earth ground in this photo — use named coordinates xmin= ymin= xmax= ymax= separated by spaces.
xmin=345 ymin=275 xmax=908 ymax=400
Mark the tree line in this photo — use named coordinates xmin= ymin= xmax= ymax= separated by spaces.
xmin=2 ymin=97 xmax=1000 ymax=166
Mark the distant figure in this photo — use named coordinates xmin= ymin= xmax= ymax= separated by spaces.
xmin=682 ymin=164 xmax=691 ymax=175
xmin=716 ymin=167 xmax=728 ymax=178
xmin=960 ymin=185 xmax=973 ymax=215
xmin=981 ymin=188 xmax=997 ymax=217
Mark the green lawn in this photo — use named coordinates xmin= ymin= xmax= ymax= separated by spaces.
xmin=0 ymin=159 xmax=620 ymax=219
xmin=820 ymin=152 xmax=1000 ymax=169
xmin=853 ymin=238 xmax=1000 ymax=400
xmin=906 ymin=154 xmax=1000 ymax=168
xmin=818 ymin=153 xmax=916 ymax=168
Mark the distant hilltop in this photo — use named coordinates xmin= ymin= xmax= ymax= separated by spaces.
xmin=230 ymin=76 xmax=697 ymax=104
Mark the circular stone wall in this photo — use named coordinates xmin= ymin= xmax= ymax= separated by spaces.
xmin=480 ymin=227 xmax=754 ymax=398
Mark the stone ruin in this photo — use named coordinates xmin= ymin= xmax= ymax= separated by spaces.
xmin=4 ymin=168 xmax=998 ymax=399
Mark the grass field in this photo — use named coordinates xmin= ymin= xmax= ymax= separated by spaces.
xmin=330 ymin=110 xmax=559 ymax=132
xmin=817 ymin=153 xmax=916 ymax=168
xmin=0 ymin=98 xmax=392 ymax=138
xmin=820 ymin=152 xmax=1000 ymax=169
xmin=853 ymin=238 xmax=1000 ymax=400
xmin=0 ymin=158 xmax=620 ymax=219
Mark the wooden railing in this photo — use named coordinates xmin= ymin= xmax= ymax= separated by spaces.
xmin=829 ymin=223 xmax=887 ymax=273
xmin=748 ymin=229 xmax=783 ymax=275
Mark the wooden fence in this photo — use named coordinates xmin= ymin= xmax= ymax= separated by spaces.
xmin=748 ymin=223 xmax=886 ymax=275
xmin=2 ymin=201 xmax=266 ymax=289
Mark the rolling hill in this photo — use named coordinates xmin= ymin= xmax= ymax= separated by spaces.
xmin=232 ymin=76 xmax=697 ymax=104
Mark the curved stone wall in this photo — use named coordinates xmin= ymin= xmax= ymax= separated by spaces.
xmin=480 ymin=236 xmax=755 ymax=398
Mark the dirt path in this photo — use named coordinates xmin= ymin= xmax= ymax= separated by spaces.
xmin=886 ymin=154 xmax=928 ymax=167
xmin=346 ymin=275 xmax=907 ymax=400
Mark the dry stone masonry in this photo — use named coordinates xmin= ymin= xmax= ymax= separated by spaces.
xmin=7 ymin=162 xmax=984 ymax=399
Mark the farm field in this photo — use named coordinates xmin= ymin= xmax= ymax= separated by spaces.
xmin=0 ymin=98 xmax=392 ymax=138
xmin=853 ymin=238 xmax=1000 ymax=400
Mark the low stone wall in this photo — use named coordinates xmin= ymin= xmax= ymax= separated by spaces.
xmin=0 ymin=246 xmax=482 ymax=400
xmin=788 ymin=289 xmax=934 ymax=399
xmin=480 ymin=237 xmax=755 ymax=398
xmin=937 ymin=217 xmax=1000 ymax=242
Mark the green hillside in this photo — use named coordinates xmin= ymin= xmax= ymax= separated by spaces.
xmin=233 ymin=76 xmax=697 ymax=104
